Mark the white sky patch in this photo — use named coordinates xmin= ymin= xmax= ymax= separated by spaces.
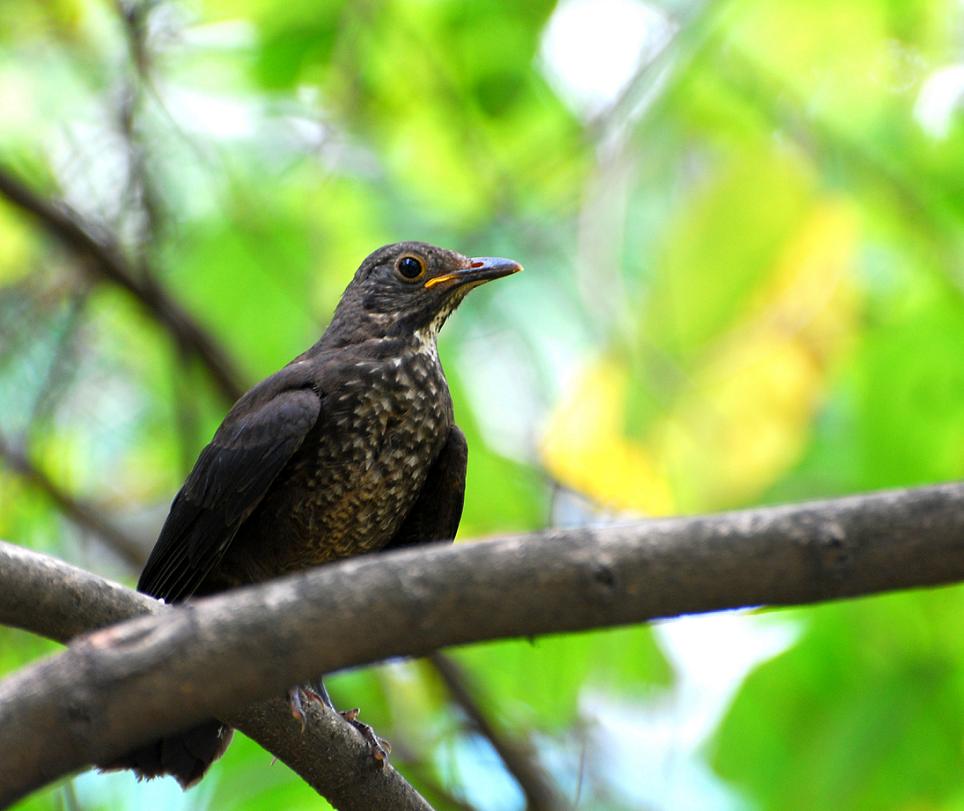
xmin=539 ymin=0 xmax=675 ymax=118
xmin=74 ymin=764 xmax=209 ymax=811
xmin=455 ymin=272 xmax=595 ymax=463
xmin=655 ymin=612 xmax=800 ymax=743
xmin=180 ymin=19 xmax=257 ymax=49
xmin=160 ymin=85 xmax=260 ymax=139
xmin=914 ymin=63 xmax=964 ymax=138
xmin=580 ymin=612 xmax=800 ymax=810
xmin=457 ymin=323 xmax=543 ymax=461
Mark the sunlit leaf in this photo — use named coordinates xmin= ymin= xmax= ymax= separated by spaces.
xmin=710 ymin=588 xmax=964 ymax=811
xmin=543 ymin=196 xmax=861 ymax=513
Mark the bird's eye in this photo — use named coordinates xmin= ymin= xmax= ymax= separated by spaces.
xmin=396 ymin=255 xmax=425 ymax=281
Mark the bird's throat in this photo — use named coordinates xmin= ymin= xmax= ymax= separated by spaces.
xmin=413 ymin=324 xmax=441 ymax=365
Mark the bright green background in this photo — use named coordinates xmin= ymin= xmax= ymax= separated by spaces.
xmin=1 ymin=1 xmax=962 ymax=809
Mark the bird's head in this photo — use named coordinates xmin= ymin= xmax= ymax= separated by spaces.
xmin=326 ymin=241 xmax=522 ymax=345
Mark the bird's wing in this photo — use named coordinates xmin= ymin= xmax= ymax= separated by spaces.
xmin=138 ymin=363 xmax=322 ymax=602
xmin=383 ymin=424 xmax=468 ymax=549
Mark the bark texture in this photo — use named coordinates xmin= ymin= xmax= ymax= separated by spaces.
xmin=0 ymin=481 xmax=962 ymax=805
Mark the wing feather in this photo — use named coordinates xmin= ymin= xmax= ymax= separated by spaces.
xmin=138 ymin=366 xmax=322 ymax=602
xmin=383 ymin=424 xmax=467 ymax=550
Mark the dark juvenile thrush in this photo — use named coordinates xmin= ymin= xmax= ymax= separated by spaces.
xmin=103 ymin=241 xmax=522 ymax=788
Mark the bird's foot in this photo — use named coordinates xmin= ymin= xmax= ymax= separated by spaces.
xmin=292 ymin=683 xmax=391 ymax=767
xmin=338 ymin=707 xmax=392 ymax=767
xmin=288 ymin=686 xmax=312 ymax=732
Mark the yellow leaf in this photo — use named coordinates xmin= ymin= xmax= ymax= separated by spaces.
xmin=541 ymin=360 xmax=676 ymax=515
xmin=542 ymin=199 xmax=860 ymax=513
xmin=0 ymin=201 xmax=34 ymax=284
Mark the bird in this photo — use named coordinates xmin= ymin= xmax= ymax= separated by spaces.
xmin=100 ymin=241 xmax=522 ymax=788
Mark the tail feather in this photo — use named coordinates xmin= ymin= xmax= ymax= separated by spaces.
xmin=100 ymin=720 xmax=233 ymax=789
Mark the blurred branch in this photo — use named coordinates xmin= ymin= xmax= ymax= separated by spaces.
xmin=0 ymin=455 xmax=461 ymax=810
xmin=388 ymin=739 xmax=479 ymax=811
xmin=2 ymin=482 xmax=964 ymax=804
xmin=115 ymin=0 xmax=153 ymax=77
xmin=115 ymin=0 xmax=164 ymax=249
xmin=25 ymin=289 xmax=90 ymax=433
xmin=0 ymin=448 xmax=442 ymax=809
xmin=111 ymin=2 xmax=205 ymax=469
xmin=587 ymin=0 xmax=713 ymax=141
xmin=427 ymin=653 xmax=566 ymax=811
xmin=0 ymin=542 xmax=433 ymax=811
xmin=0 ymin=433 xmax=145 ymax=569
xmin=0 ymin=163 xmax=245 ymax=403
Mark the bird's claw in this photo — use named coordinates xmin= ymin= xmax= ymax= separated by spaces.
xmin=302 ymin=686 xmax=325 ymax=705
xmin=288 ymin=687 xmax=391 ymax=766
xmin=288 ymin=686 xmax=309 ymax=732
xmin=340 ymin=710 xmax=391 ymax=766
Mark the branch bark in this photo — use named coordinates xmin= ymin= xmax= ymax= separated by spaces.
xmin=1 ymin=481 xmax=962 ymax=805
xmin=0 ymin=440 xmax=486 ymax=809
xmin=0 ymin=543 xmax=432 ymax=810
xmin=0 ymin=163 xmax=245 ymax=403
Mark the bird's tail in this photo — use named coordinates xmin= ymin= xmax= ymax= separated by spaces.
xmin=99 ymin=719 xmax=232 ymax=789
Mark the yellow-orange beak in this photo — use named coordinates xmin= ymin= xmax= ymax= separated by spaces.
xmin=424 ymin=256 xmax=523 ymax=289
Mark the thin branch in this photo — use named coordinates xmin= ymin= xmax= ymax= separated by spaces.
xmin=114 ymin=0 xmax=166 ymax=256
xmin=389 ymin=740 xmax=479 ymax=811
xmin=115 ymin=0 xmax=153 ymax=88
xmin=0 ymin=542 xmax=432 ymax=810
xmin=25 ymin=289 xmax=91 ymax=433
xmin=111 ymin=5 xmax=206 ymax=473
xmin=228 ymin=698 xmax=433 ymax=811
xmin=0 ymin=163 xmax=245 ymax=403
xmin=427 ymin=653 xmax=566 ymax=811
xmin=0 ymin=433 xmax=145 ymax=569
xmin=1 ymin=481 xmax=962 ymax=805
xmin=1 ymin=422 xmax=453 ymax=807
xmin=0 ymin=447 xmax=452 ymax=810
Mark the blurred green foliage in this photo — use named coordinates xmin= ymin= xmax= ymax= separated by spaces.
xmin=0 ymin=0 xmax=962 ymax=809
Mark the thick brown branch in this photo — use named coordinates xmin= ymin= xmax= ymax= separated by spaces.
xmin=0 ymin=163 xmax=244 ymax=403
xmin=1 ymin=481 xmax=963 ymax=804
xmin=0 ymin=542 xmax=432 ymax=810
xmin=0 ymin=435 xmax=440 ymax=808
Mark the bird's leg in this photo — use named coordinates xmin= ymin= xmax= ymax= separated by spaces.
xmin=334 ymin=707 xmax=392 ymax=766
xmin=306 ymin=678 xmax=336 ymax=710
xmin=287 ymin=686 xmax=311 ymax=732
xmin=287 ymin=679 xmax=335 ymax=729
xmin=303 ymin=677 xmax=392 ymax=766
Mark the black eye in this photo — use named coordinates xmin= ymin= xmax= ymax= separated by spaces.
xmin=397 ymin=255 xmax=424 ymax=280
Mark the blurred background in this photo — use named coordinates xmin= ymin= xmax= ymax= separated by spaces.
xmin=1 ymin=0 xmax=963 ymax=809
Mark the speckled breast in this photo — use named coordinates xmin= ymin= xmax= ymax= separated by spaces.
xmin=301 ymin=351 xmax=452 ymax=558
xmin=224 ymin=348 xmax=453 ymax=584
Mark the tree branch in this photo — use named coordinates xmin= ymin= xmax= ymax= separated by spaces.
xmin=0 ymin=450 xmax=439 ymax=811
xmin=427 ymin=653 xmax=565 ymax=811
xmin=1 ymin=482 xmax=962 ymax=805
xmin=0 ymin=541 xmax=433 ymax=810
xmin=0 ymin=433 xmax=146 ymax=569
xmin=0 ymin=163 xmax=245 ymax=403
